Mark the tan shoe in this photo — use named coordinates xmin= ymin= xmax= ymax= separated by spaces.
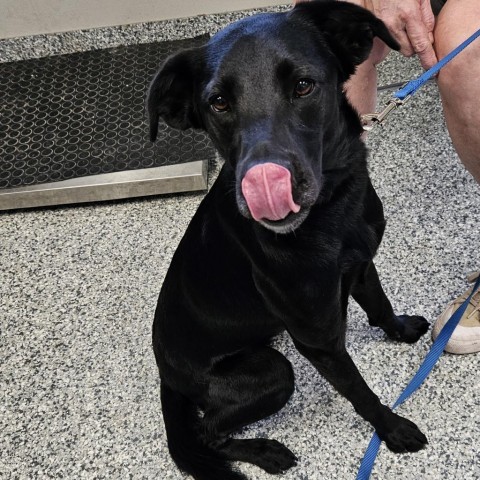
xmin=431 ymin=272 xmax=480 ymax=354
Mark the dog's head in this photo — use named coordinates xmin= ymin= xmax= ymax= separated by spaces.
xmin=147 ymin=0 xmax=399 ymax=233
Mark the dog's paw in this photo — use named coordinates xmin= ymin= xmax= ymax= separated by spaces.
xmin=388 ymin=315 xmax=429 ymax=344
xmin=378 ymin=413 xmax=428 ymax=453
xmin=247 ymin=439 xmax=298 ymax=474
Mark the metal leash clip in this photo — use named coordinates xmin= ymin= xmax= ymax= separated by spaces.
xmin=360 ymin=94 xmax=412 ymax=131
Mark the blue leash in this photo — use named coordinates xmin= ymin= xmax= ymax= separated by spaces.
xmin=356 ymin=275 xmax=480 ymax=480
xmin=394 ymin=27 xmax=480 ymax=100
xmin=357 ymin=27 xmax=480 ymax=479
xmin=361 ymin=27 xmax=480 ymax=129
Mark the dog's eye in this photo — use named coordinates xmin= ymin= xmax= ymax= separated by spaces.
xmin=210 ymin=95 xmax=230 ymax=113
xmin=294 ymin=79 xmax=315 ymax=98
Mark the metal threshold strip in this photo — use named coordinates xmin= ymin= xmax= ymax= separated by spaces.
xmin=0 ymin=161 xmax=207 ymax=211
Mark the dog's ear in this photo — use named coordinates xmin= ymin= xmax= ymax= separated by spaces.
xmin=146 ymin=47 xmax=205 ymax=141
xmin=291 ymin=0 xmax=400 ymax=79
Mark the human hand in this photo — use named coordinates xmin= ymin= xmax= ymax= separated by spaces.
xmin=292 ymin=0 xmax=438 ymax=69
xmin=360 ymin=0 xmax=437 ymax=68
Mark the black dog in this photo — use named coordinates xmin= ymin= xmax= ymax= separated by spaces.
xmin=147 ymin=1 xmax=429 ymax=479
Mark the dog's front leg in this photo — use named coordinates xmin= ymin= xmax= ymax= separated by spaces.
xmin=291 ymin=337 xmax=428 ymax=453
xmin=351 ymin=261 xmax=429 ymax=343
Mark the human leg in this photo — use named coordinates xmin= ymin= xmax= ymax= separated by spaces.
xmin=341 ymin=0 xmax=390 ymax=116
xmin=430 ymin=0 xmax=480 ymax=353
xmin=434 ymin=0 xmax=480 ymax=182
xmin=344 ymin=38 xmax=390 ymax=116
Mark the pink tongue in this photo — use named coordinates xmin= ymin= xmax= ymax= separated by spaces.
xmin=241 ymin=163 xmax=301 ymax=221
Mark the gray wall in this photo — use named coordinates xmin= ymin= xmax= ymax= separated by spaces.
xmin=0 ymin=0 xmax=287 ymax=39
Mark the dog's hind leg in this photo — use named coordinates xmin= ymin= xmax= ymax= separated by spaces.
xmin=201 ymin=346 xmax=298 ymax=475
xmin=161 ymin=382 xmax=247 ymax=480
xmin=351 ymin=261 xmax=429 ymax=343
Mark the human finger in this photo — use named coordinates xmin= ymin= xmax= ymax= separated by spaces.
xmin=405 ymin=16 xmax=438 ymax=69
xmin=420 ymin=0 xmax=436 ymax=35
xmin=390 ymin=25 xmax=416 ymax=57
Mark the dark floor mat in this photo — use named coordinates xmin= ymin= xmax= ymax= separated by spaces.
xmin=0 ymin=35 xmax=213 ymax=190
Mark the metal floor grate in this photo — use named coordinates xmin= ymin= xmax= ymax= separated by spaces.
xmin=0 ymin=35 xmax=213 ymax=210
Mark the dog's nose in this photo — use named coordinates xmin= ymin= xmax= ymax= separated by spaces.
xmin=241 ymin=163 xmax=300 ymax=221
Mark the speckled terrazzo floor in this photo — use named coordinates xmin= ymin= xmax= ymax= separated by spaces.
xmin=1 ymin=8 xmax=479 ymax=480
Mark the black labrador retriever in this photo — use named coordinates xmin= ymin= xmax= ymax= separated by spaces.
xmin=147 ymin=1 xmax=429 ymax=478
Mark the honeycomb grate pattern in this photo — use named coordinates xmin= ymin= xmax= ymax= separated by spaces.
xmin=0 ymin=35 xmax=213 ymax=189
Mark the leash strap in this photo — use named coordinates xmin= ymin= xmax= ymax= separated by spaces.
xmin=394 ymin=28 xmax=480 ymax=100
xmin=361 ymin=27 xmax=480 ymax=129
xmin=356 ymin=274 xmax=480 ymax=480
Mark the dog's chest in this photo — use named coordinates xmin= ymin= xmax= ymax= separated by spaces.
xmin=247 ymin=214 xmax=382 ymax=320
